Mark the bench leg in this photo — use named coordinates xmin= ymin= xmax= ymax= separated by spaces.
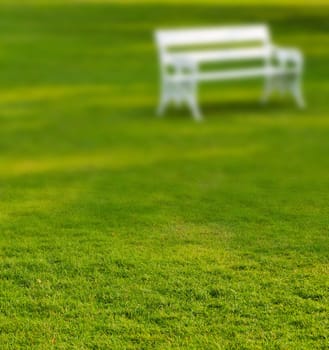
xmin=261 ymin=75 xmax=274 ymax=104
xmin=157 ymin=95 xmax=167 ymax=117
xmin=157 ymin=80 xmax=171 ymax=117
xmin=291 ymin=74 xmax=305 ymax=109
xmin=187 ymin=96 xmax=202 ymax=121
xmin=261 ymin=70 xmax=305 ymax=109
xmin=157 ymin=78 xmax=202 ymax=121
xmin=261 ymin=73 xmax=305 ymax=108
xmin=183 ymin=80 xmax=203 ymax=122
xmin=157 ymin=80 xmax=189 ymax=116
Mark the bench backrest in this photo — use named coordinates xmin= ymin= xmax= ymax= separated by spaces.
xmin=155 ymin=24 xmax=272 ymax=64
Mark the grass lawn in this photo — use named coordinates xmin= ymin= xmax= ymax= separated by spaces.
xmin=0 ymin=1 xmax=328 ymax=349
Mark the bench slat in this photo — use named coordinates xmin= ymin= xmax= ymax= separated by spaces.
xmin=156 ymin=25 xmax=270 ymax=48
xmin=168 ymin=67 xmax=299 ymax=82
xmin=199 ymin=67 xmax=281 ymax=81
xmin=166 ymin=47 xmax=271 ymax=65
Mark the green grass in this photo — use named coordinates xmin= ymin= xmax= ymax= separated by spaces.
xmin=0 ymin=1 xmax=328 ymax=349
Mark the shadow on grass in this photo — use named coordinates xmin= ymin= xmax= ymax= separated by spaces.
xmin=134 ymin=97 xmax=301 ymax=122
xmin=202 ymin=98 xmax=299 ymax=117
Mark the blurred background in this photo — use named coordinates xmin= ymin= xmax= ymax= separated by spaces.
xmin=1 ymin=0 xmax=328 ymax=185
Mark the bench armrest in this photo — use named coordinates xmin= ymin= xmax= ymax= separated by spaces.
xmin=270 ymin=45 xmax=303 ymax=71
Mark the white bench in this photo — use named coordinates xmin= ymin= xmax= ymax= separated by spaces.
xmin=155 ymin=25 xmax=305 ymax=121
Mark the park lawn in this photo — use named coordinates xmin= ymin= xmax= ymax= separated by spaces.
xmin=0 ymin=1 xmax=328 ymax=349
